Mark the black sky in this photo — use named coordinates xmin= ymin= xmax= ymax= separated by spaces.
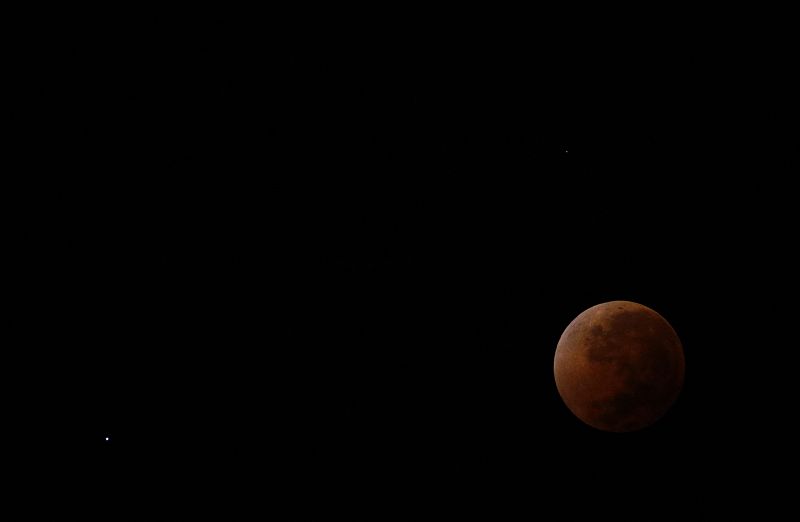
xmin=11 ymin=13 xmax=797 ymax=513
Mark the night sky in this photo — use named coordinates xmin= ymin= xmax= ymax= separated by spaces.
xmin=14 ymin=14 xmax=796 ymax=513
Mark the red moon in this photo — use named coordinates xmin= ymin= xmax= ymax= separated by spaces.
xmin=554 ymin=301 xmax=685 ymax=432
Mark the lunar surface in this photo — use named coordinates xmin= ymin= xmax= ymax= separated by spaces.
xmin=554 ymin=301 xmax=685 ymax=432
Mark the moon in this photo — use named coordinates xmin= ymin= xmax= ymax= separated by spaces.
xmin=554 ymin=301 xmax=685 ymax=432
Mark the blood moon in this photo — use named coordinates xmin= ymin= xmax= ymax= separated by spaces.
xmin=554 ymin=301 xmax=685 ymax=432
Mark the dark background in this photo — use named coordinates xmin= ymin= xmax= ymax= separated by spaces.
xmin=11 ymin=13 xmax=796 ymax=513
